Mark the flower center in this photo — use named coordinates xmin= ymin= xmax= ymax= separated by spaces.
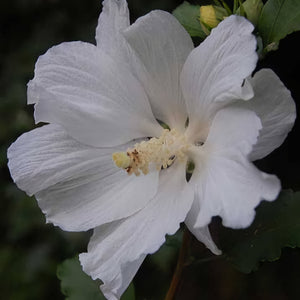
xmin=112 ymin=129 xmax=191 ymax=176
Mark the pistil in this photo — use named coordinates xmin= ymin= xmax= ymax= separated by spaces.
xmin=112 ymin=129 xmax=191 ymax=176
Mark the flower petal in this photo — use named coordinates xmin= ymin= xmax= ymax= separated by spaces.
xmin=190 ymin=107 xmax=280 ymax=229
xmin=181 ymin=16 xmax=257 ymax=140
xmin=7 ymin=124 xmax=159 ymax=231
xmin=123 ymin=10 xmax=194 ymax=130
xmin=96 ymin=0 xmax=151 ymax=103
xmin=28 ymin=41 xmax=162 ymax=147
xmin=96 ymin=0 xmax=130 ymax=60
xmin=83 ymin=221 xmax=147 ymax=300
xmin=185 ymin=198 xmax=221 ymax=255
xmin=79 ymin=161 xmax=193 ymax=300
xmin=241 ymin=69 xmax=296 ymax=161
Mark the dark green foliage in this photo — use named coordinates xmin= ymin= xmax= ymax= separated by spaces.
xmin=218 ymin=190 xmax=300 ymax=273
xmin=258 ymin=0 xmax=300 ymax=51
xmin=57 ymin=256 xmax=135 ymax=300
xmin=173 ymin=1 xmax=207 ymax=38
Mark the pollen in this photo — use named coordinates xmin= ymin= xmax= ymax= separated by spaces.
xmin=112 ymin=129 xmax=191 ymax=176
xmin=112 ymin=152 xmax=131 ymax=169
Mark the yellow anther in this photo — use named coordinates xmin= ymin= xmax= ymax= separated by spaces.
xmin=112 ymin=152 xmax=131 ymax=169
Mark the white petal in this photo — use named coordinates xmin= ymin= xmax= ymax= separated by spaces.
xmin=241 ymin=69 xmax=296 ymax=161
xmin=181 ymin=16 xmax=257 ymax=140
xmin=96 ymin=0 xmax=130 ymax=60
xmin=185 ymin=197 xmax=221 ymax=255
xmin=84 ymin=220 xmax=147 ymax=300
xmin=7 ymin=124 xmax=159 ymax=231
xmin=96 ymin=0 xmax=153 ymax=107
xmin=28 ymin=41 xmax=162 ymax=147
xmin=80 ymin=161 xmax=193 ymax=300
xmin=123 ymin=10 xmax=194 ymax=130
xmin=204 ymin=107 xmax=262 ymax=157
xmin=190 ymin=107 xmax=280 ymax=229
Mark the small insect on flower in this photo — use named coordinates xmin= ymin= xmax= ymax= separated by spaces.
xmin=7 ymin=0 xmax=296 ymax=299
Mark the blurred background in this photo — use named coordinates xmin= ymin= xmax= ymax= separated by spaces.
xmin=1 ymin=0 xmax=299 ymax=299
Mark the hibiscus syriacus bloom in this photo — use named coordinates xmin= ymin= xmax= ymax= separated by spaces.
xmin=7 ymin=0 xmax=296 ymax=299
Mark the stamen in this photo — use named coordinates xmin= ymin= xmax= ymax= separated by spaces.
xmin=112 ymin=129 xmax=190 ymax=176
xmin=194 ymin=141 xmax=204 ymax=146
xmin=112 ymin=152 xmax=131 ymax=169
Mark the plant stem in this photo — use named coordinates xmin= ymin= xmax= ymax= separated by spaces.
xmin=164 ymin=228 xmax=191 ymax=300
xmin=192 ymin=254 xmax=224 ymax=266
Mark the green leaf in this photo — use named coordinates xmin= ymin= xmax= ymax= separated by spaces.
xmin=218 ymin=190 xmax=300 ymax=273
xmin=236 ymin=0 xmax=263 ymax=26
xmin=258 ymin=0 xmax=300 ymax=50
xmin=122 ymin=283 xmax=135 ymax=300
xmin=150 ymin=229 xmax=183 ymax=273
xmin=57 ymin=256 xmax=135 ymax=300
xmin=172 ymin=1 xmax=207 ymax=39
xmin=57 ymin=256 xmax=104 ymax=300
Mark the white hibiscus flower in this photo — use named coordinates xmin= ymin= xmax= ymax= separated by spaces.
xmin=7 ymin=0 xmax=296 ymax=299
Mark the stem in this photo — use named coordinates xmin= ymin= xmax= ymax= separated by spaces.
xmin=220 ymin=0 xmax=232 ymax=15
xmin=233 ymin=0 xmax=238 ymax=13
xmin=164 ymin=229 xmax=191 ymax=300
xmin=192 ymin=254 xmax=224 ymax=266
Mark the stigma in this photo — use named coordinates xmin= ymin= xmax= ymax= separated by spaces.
xmin=112 ymin=129 xmax=191 ymax=176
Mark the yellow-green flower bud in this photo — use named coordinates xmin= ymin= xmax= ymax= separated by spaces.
xmin=199 ymin=5 xmax=228 ymax=34
xmin=200 ymin=5 xmax=219 ymax=29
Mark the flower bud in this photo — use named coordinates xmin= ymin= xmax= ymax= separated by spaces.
xmin=199 ymin=5 xmax=228 ymax=34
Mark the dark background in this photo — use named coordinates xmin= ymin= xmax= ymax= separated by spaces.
xmin=1 ymin=0 xmax=299 ymax=299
